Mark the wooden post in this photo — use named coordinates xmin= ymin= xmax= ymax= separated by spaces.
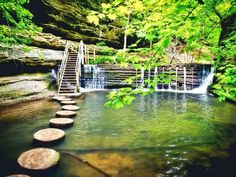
xmin=84 ymin=45 xmax=86 ymax=65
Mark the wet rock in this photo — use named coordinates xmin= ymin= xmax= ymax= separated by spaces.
xmin=62 ymin=105 xmax=80 ymax=111
xmin=52 ymin=95 xmax=66 ymax=101
xmin=17 ymin=148 xmax=60 ymax=170
xmin=49 ymin=118 xmax=74 ymax=127
xmin=34 ymin=128 xmax=65 ymax=142
xmin=5 ymin=175 xmax=30 ymax=177
xmin=56 ymin=110 xmax=77 ymax=117
xmin=60 ymin=100 xmax=77 ymax=105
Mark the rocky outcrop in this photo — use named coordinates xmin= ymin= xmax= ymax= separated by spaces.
xmin=32 ymin=32 xmax=66 ymax=50
xmin=0 ymin=44 xmax=63 ymax=76
xmin=0 ymin=74 xmax=55 ymax=105
xmin=27 ymin=0 xmax=122 ymax=47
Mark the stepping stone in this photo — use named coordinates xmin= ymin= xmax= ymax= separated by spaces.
xmin=61 ymin=100 xmax=77 ymax=105
xmin=52 ymin=96 xmax=65 ymax=101
xmin=49 ymin=118 xmax=74 ymax=127
xmin=56 ymin=110 xmax=76 ymax=117
xmin=6 ymin=175 xmax=30 ymax=177
xmin=57 ymin=98 xmax=72 ymax=101
xmin=62 ymin=105 xmax=80 ymax=111
xmin=17 ymin=148 xmax=60 ymax=170
xmin=34 ymin=128 xmax=65 ymax=142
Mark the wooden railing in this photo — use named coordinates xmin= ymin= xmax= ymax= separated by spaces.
xmin=57 ymin=40 xmax=69 ymax=87
xmin=57 ymin=40 xmax=100 ymax=93
xmin=75 ymin=41 xmax=85 ymax=90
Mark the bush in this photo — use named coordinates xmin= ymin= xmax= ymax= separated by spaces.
xmin=89 ymin=55 xmax=114 ymax=64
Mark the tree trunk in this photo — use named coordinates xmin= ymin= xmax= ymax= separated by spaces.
xmin=123 ymin=14 xmax=130 ymax=51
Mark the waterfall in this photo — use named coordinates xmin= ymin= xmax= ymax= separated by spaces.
xmin=148 ymin=69 xmax=151 ymax=88
xmin=154 ymin=65 xmax=213 ymax=94
xmin=168 ymin=67 xmax=171 ymax=90
xmin=175 ymin=67 xmax=178 ymax=91
xmin=141 ymin=67 xmax=145 ymax=88
xmin=154 ymin=67 xmax=158 ymax=91
xmin=162 ymin=67 xmax=165 ymax=90
xmin=51 ymin=69 xmax=57 ymax=80
xmin=82 ymin=65 xmax=106 ymax=90
xmin=190 ymin=67 xmax=214 ymax=94
xmin=183 ymin=67 xmax=187 ymax=91
xmin=80 ymin=64 xmax=213 ymax=94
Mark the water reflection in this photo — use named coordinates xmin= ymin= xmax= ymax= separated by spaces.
xmin=0 ymin=92 xmax=236 ymax=177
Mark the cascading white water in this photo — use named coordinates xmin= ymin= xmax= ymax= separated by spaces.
xmin=162 ymin=67 xmax=165 ymax=90
xmin=83 ymin=65 xmax=106 ymax=90
xmin=80 ymin=64 xmax=213 ymax=94
xmin=154 ymin=67 xmax=158 ymax=91
xmin=154 ymin=65 xmax=213 ymax=94
xmin=183 ymin=67 xmax=187 ymax=91
xmin=141 ymin=67 xmax=145 ymax=88
xmin=175 ymin=67 xmax=178 ymax=91
xmin=168 ymin=67 xmax=171 ymax=90
xmin=148 ymin=69 xmax=151 ymax=88
xmin=190 ymin=67 xmax=214 ymax=94
xmin=51 ymin=69 xmax=57 ymax=79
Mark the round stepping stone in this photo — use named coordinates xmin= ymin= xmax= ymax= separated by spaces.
xmin=49 ymin=118 xmax=74 ymax=127
xmin=57 ymin=98 xmax=72 ymax=101
xmin=52 ymin=96 xmax=65 ymax=101
xmin=56 ymin=110 xmax=76 ymax=117
xmin=34 ymin=128 xmax=65 ymax=142
xmin=17 ymin=148 xmax=60 ymax=170
xmin=62 ymin=105 xmax=80 ymax=111
xmin=61 ymin=100 xmax=76 ymax=105
xmin=6 ymin=175 xmax=30 ymax=177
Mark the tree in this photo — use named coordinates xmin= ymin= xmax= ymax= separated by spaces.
xmin=104 ymin=0 xmax=236 ymax=108
xmin=0 ymin=0 xmax=41 ymax=46
xmin=87 ymin=0 xmax=146 ymax=50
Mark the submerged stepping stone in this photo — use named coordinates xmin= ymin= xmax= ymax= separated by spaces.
xmin=56 ymin=110 xmax=76 ymax=117
xmin=61 ymin=100 xmax=77 ymax=105
xmin=52 ymin=96 xmax=65 ymax=101
xmin=62 ymin=105 xmax=80 ymax=111
xmin=17 ymin=148 xmax=60 ymax=170
xmin=6 ymin=175 xmax=30 ymax=177
xmin=34 ymin=128 xmax=65 ymax=142
xmin=49 ymin=118 xmax=74 ymax=127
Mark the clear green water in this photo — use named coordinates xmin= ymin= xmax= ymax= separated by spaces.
xmin=0 ymin=92 xmax=236 ymax=177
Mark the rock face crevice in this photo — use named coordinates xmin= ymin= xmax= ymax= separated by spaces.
xmin=27 ymin=0 xmax=122 ymax=47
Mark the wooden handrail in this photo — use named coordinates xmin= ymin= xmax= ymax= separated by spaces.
xmin=75 ymin=41 xmax=85 ymax=92
xmin=57 ymin=40 xmax=69 ymax=92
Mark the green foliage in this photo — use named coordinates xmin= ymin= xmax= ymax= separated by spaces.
xmin=96 ymin=41 xmax=106 ymax=46
xmin=105 ymin=87 xmax=148 ymax=109
xmin=89 ymin=55 xmax=114 ymax=64
xmin=212 ymin=64 xmax=236 ymax=101
xmin=99 ymin=47 xmax=116 ymax=56
xmin=0 ymin=0 xmax=41 ymax=46
xmin=101 ymin=0 xmax=236 ymax=108
xmin=212 ymin=30 xmax=236 ymax=101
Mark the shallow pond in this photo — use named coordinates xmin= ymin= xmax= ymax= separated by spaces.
xmin=0 ymin=92 xmax=236 ymax=177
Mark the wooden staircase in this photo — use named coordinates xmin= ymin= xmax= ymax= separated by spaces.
xmin=58 ymin=52 xmax=78 ymax=94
